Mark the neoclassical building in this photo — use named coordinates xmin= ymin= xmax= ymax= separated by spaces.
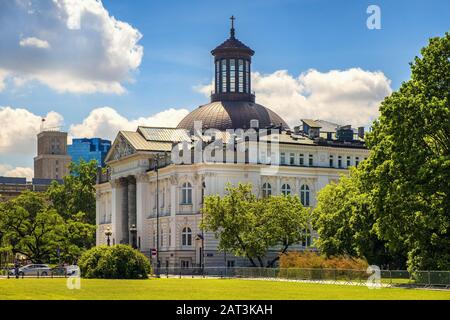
xmin=95 ymin=20 xmax=369 ymax=269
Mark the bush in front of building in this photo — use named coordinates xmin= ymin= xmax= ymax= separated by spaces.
xmin=78 ymin=245 xmax=151 ymax=279
xmin=279 ymin=251 xmax=368 ymax=270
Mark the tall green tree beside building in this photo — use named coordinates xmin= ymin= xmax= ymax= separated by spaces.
xmin=47 ymin=159 xmax=98 ymax=224
xmin=313 ymin=33 xmax=449 ymax=271
xmin=201 ymin=183 xmax=309 ymax=267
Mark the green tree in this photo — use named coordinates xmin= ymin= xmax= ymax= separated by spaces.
xmin=201 ymin=183 xmax=309 ymax=267
xmin=312 ymin=169 xmax=401 ymax=267
xmin=261 ymin=195 xmax=309 ymax=267
xmin=363 ymin=32 xmax=450 ymax=271
xmin=312 ymin=33 xmax=449 ymax=272
xmin=47 ymin=159 xmax=98 ymax=224
xmin=0 ymin=191 xmax=95 ymax=263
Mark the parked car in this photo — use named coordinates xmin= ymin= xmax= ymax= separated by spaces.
xmin=51 ymin=265 xmax=79 ymax=276
xmin=9 ymin=264 xmax=52 ymax=277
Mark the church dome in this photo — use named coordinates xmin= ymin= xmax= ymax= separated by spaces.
xmin=176 ymin=100 xmax=289 ymax=132
xmin=177 ymin=16 xmax=289 ymax=132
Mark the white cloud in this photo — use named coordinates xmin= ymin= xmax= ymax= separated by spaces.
xmin=198 ymin=68 xmax=392 ymax=127
xmin=0 ymin=0 xmax=143 ymax=94
xmin=0 ymin=164 xmax=33 ymax=180
xmin=69 ymin=107 xmax=190 ymax=140
xmin=19 ymin=37 xmax=50 ymax=49
xmin=0 ymin=106 xmax=63 ymax=154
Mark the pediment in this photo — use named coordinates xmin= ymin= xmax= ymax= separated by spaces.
xmin=105 ymin=133 xmax=136 ymax=163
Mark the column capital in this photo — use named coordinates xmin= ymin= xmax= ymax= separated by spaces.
xmin=136 ymin=172 xmax=149 ymax=183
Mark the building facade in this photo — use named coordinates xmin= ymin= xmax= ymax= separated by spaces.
xmin=0 ymin=176 xmax=61 ymax=202
xmin=34 ymin=130 xmax=71 ymax=180
xmin=68 ymin=138 xmax=111 ymax=167
xmin=95 ymin=21 xmax=369 ymax=269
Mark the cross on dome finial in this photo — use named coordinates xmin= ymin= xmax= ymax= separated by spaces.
xmin=230 ymin=15 xmax=235 ymax=38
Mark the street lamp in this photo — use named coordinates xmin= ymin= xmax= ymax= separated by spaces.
xmin=154 ymin=154 xmax=163 ymax=278
xmin=129 ymin=224 xmax=137 ymax=249
xmin=105 ymin=227 xmax=112 ymax=246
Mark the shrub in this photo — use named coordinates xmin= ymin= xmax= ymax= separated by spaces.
xmin=78 ymin=245 xmax=151 ymax=279
xmin=279 ymin=251 xmax=368 ymax=270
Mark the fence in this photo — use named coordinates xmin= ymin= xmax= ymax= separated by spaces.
xmin=1 ymin=266 xmax=449 ymax=287
xmin=155 ymin=267 xmax=450 ymax=287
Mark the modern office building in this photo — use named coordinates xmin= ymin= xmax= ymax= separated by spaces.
xmin=68 ymin=138 xmax=111 ymax=167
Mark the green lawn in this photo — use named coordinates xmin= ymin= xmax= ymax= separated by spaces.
xmin=0 ymin=278 xmax=449 ymax=300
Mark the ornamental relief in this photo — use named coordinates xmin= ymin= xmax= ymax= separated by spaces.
xmin=112 ymin=135 xmax=135 ymax=161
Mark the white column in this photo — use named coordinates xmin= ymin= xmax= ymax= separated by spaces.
xmin=110 ymin=179 xmax=121 ymax=245
xmin=136 ymin=173 xmax=149 ymax=251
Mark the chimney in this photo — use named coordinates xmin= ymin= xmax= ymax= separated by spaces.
xmin=358 ymin=126 xmax=365 ymax=139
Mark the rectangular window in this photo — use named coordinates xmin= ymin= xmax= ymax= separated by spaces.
xmin=221 ymin=59 xmax=227 ymax=93
xmin=309 ymin=154 xmax=313 ymax=166
xmin=238 ymin=59 xmax=244 ymax=93
xmin=329 ymin=155 xmax=334 ymax=168
xmin=355 ymin=157 xmax=359 ymax=167
xmin=338 ymin=156 xmax=342 ymax=168
xmin=347 ymin=156 xmax=351 ymax=167
xmin=230 ymin=59 xmax=235 ymax=92
xmin=227 ymin=260 xmax=235 ymax=268
xmin=290 ymin=153 xmax=295 ymax=165
xmin=245 ymin=60 xmax=250 ymax=93
xmin=216 ymin=60 xmax=220 ymax=93
xmin=181 ymin=260 xmax=190 ymax=269
xmin=299 ymin=154 xmax=304 ymax=166
xmin=280 ymin=152 xmax=286 ymax=165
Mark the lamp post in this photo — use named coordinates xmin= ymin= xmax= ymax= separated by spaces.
xmin=105 ymin=227 xmax=112 ymax=246
xmin=155 ymin=155 xmax=161 ymax=277
xmin=130 ymin=224 xmax=137 ymax=249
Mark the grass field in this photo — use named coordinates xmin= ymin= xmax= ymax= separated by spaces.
xmin=0 ymin=278 xmax=449 ymax=300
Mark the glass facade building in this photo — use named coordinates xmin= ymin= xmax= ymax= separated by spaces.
xmin=68 ymin=138 xmax=111 ymax=167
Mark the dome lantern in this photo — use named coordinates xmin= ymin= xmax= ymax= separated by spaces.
xmin=211 ymin=16 xmax=255 ymax=103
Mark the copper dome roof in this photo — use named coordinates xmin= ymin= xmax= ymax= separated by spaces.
xmin=176 ymin=101 xmax=289 ymax=132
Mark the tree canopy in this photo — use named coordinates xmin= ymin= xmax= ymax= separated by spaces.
xmin=0 ymin=191 xmax=95 ymax=263
xmin=201 ymin=183 xmax=309 ymax=267
xmin=47 ymin=159 xmax=98 ymax=224
xmin=313 ymin=32 xmax=449 ymax=271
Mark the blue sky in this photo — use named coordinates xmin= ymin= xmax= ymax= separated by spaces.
xmin=0 ymin=0 xmax=449 ymax=176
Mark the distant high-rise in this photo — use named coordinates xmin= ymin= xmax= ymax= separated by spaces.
xmin=68 ymin=138 xmax=111 ymax=167
xmin=34 ymin=130 xmax=72 ymax=180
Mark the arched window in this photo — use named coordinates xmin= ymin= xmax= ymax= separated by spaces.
xmin=281 ymin=184 xmax=291 ymax=196
xmin=181 ymin=182 xmax=192 ymax=204
xmin=262 ymin=183 xmax=272 ymax=198
xmin=300 ymin=185 xmax=310 ymax=206
xmin=182 ymin=227 xmax=192 ymax=246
